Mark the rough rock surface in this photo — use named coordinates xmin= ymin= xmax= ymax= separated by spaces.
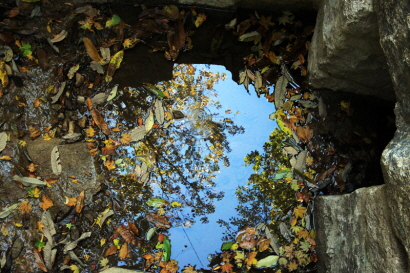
xmin=315 ymin=185 xmax=407 ymax=272
xmin=308 ymin=0 xmax=395 ymax=101
xmin=26 ymin=138 xmax=101 ymax=211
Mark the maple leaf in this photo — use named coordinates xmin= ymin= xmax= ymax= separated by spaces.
xmin=100 ymin=257 xmax=109 ymax=267
xmin=293 ymin=205 xmax=307 ymax=219
xmin=299 ymin=240 xmax=310 ymax=251
xmin=19 ymin=200 xmax=32 ymax=214
xmin=120 ymin=133 xmax=132 ymax=144
xmin=283 ymin=244 xmax=294 ymax=259
xmin=245 ymin=251 xmax=258 ymax=269
xmin=182 ymin=265 xmax=197 ymax=273
xmin=104 ymin=160 xmax=116 ymax=170
xmin=291 ymin=225 xmax=303 ymax=234
xmin=84 ymin=126 xmax=95 ymax=137
xmin=234 ymin=251 xmax=245 ymax=267
xmin=65 ymin=197 xmax=77 ymax=206
xmin=221 ymin=262 xmax=233 ymax=273
xmin=288 ymin=260 xmax=298 ymax=271
xmin=143 ymin=253 xmax=155 ymax=269
xmin=296 ymin=229 xmax=310 ymax=239
xmin=40 ymin=195 xmax=54 ymax=210
xmin=27 ymin=187 xmax=41 ymax=198
xmin=259 ymin=15 xmax=275 ymax=29
xmin=27 ymin=163 xmax=38 ymax=173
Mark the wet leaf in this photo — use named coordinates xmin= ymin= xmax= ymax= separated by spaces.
xmin=92 ymin=109 xmax=111 ymax=135
xmin=120 ymin=133 xmax=132 ymax=144
xmin=70 ymin=265 xmax=80 ymax=273
xmin=145 ymin=111 xmax=154 ymax=132
xmin=51 ymin=146 xmax=62 ymax=175
xmin=295 ymin=150 xmax=307 ymax=172
xmin=255 ymin=255 xmax=279 ymax=268
xmin=146 ymin=212 xmax=171 ymax=229
xmin=90 ymin=61 xmax=104 ymax=74
xmin=283 ymin=146 xmax=298 ymax=155
xmin=254 ymin=71 xmax=262 ymax=90
xmin=146 ymin=227 xmax=157 ymax=241
xmin=100 ymin=257 xmax=109 ymax=267
xmin=155 ymin=99 xmax=165 ymax=124
xmin=49 ymin=30 xmax=67 ymax=43
xmin=84 ymin=126 xmax=95 ymax=137
xmin=0 ymin=155 xmax=11 ymax=161
xmin=19 ymin=200 xmax=32 ymax=214
xmin=40 ymin=195 xmax=54 ymax=211
xmin=83 ymin=37 xmax=102 ymax=62
xmin=0 ymin=203 xmax=18 ymax=218
xmin=163 ymin=236 xmax=171 ymax=262
xmin=117 ymin=222 xmax=141 ymax=246
xmin=63 ymin=231 xmax=92 ymax=253
xmin=107 ymin=85 xmax=118 ymax=101
xmin=293 ymin=205 xmax=307 ymax=219
xmin=51 ymin=81 xmax=66 ymax=104
xmin=296 ymin=126 xmax=312 ymax=143
xmin=0 ymin=62 xmax=9 ymax=87
xmin=195 ymin=13 xmax=207 ymax=28
xmin=118 ymin=242 xmax=129 ymax=260
xmin=13 ymin=175 xmax=46 ymax=187
xmin=104 ymin=245 xmax=117 ymax=257
xmin=33 ymin=249 xmax=47 ymax=272
xmin=147 ymin=198 xmax=168 ymax=207
xmin=41 ymin=211 xmax=56 ymax=244
xmin=28 ymin=187 xmax=42 ymax=198
xmin=76 ymin=190 xmax=85 ymax=213
xmin=106 ymin=14 xmax=121 ymax=27
xmin=298 ymin=99 xmax=317 ymax=109
xmin=96 ymin=208 xmax=114 ymax=228
xmin=239 ymin=31 xmax=261 ymax=42
xmin=105 ymin=50 xmax=124 ymax=82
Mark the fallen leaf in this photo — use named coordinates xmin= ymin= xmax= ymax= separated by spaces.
xmin=91 ymin=109 xmax=111 ymax=135
xmin=146 ymin=212 xmax=172 ymax=229
xmin=83 ymin=37 xmax=102 ymax=62
xmin=51 ymin=146 xmax=62 ymax=176
xmin=293 ymin=205 xmax=307 ymax=219
xmin=120 ymin=133 xmax=131 ymax=144
xmin=40 ymin=195 xmax=54 ymax=211
xmin=105 ymin=50 xmax=124 ymax=82
xmin=19 ymin=200 xmax=32 ymax=214
xmin=288 ymin=260 xmax=298 ymax=271
xmin=195 ymin=13 xmax=207 ymax=27
xmin=65 ymin=197 xmax=77 ymax=207
xmin=296 ymin=126 xmax=313 ymax=143
xmin=104 ymin=160 xmax=116 ymax=170
xmin=29 ymin=126 xmax=41 ymax=139
xmin=50 ymin=30 xmax=68 ymax=43
xmin=104 ymin=245 xmax=117 ymax=257
xmin=76 ymin=190 xmax=85 ymax=213
xmin=0 ymin=155 xmax=12 ymax=161
xmin=27 ymin=187 xmax=42 ymax=198
xmin=117 ymin=222 xmax=141 ymax=246
xmin=100 ymin=257 xmax=109 ymax=267
xmin=245 ymin=251 xmax=258 ymax=269
xmin=83 ymin=126 xmax=95 ymax=137
xmin=118 ymin=242 xmax=129 ymax=260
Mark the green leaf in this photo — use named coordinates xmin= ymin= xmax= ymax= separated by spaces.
xmin=106 ymin=14 xmax=121 ymax=27
xmin=300 ymin=240 xmax=310 ymax=251
xmin=273 ymin=170 xmax=292 ymax=180
xmin=19 ymin=43 xmax=32 ymax=57
xmin=35 ymin=239 xmax=45 ymax=249
xmin=146 ymin=198 xmax=168 ymax=207
xmin=163 ymin=236 xmax=171 ymax=262
xmin=221 ymin=241 xmax=234 ymax=250
xmin=255 ymin=255 xmax=279 ymax=268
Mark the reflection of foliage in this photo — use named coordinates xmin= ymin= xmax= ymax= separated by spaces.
xmin=112 ymin=64 xmax=244 ymax=222
xmin=218 ymin=128 xmax=295 ymax=240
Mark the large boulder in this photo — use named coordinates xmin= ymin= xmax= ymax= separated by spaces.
xmin=307 ymin=0 xmax=395 ymax=101
xmin=315 ymin=185 xmax=407 ymax=272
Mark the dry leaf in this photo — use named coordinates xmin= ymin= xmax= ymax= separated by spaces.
xmin=118 ymin=242 xmax=129 ymax=260
xmin=145 ymin=212 xmax=171 ymax=229
xmin=91 ymin=109 xmax=111 ymax=135
xmin=40 ymin=195 xmax=54 ymax=211
xmin=19 ymin=200 xmax=32 ymax=214
xmin=76 ymin=190 xmax=85 ymax=213
xmin=120 ymin=133 xmax=131 ymax=144
xmin=0 ymin=155 xmax=12 ymax=161
xmin=65 ymin=197 xmax=77 ymax=207
xmin=296 ymin=126 xmax=313 ymax=143
xmin=104 ymin=160 xmax=116 ymax=170
xmin=104 ymin=245 xmax=117 ymax=257
xmin=83 ymin=37 xmax=102 ymax=62
xmin=86 ymin=97 xmax=93 ymax=110
xmin=27 ymin=163 xmax=38 ymax=173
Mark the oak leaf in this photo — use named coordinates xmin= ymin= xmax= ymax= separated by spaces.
xmin=40 ymin=195 xmax=54 ymax=210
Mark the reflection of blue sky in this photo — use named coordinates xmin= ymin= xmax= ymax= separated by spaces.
xmin=169 ymin=65 xmax=276 ymax=268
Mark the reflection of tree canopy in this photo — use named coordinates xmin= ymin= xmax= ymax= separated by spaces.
xmin=218 ymin=128 xmax=296 ymax=241
xmin=111 ymin=64 xmax=244 ymax=223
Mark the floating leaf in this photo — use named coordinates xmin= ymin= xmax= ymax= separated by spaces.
xmin=147 ymin=198 xmax=168 ymax=207
xmin=129 ymin=126 xmax=147 ymax=142
xmin=83 ymin=37 xmax=102 ymax=62
xmin=13 ymin=175 xmax=46 ymax=187
xmin=51 ymin=81 xmax=66 ymax=104
xmin=163 ymin=236 xmax=171 ymax=262
xmin=274 ymin=76 xmax=288 ymax=110
xmin=146 ymin=212 xmax=171 ymax=229
xmin=92 ymin=109 xmax=111 ymax=135
xmin=155 ymin=100 xmax=165 ymax=125
xmin=145 ymin=111 xmax=154 ymax=132
xmin=51 ymin=146 xmax=62 ymax=175
xmin=104 ymin=245 xmax=117 ymax=257
xmin=255 ymin=255 xmax=279 ymax=268
xmin=107 ymin=85 xmax=118 ymax=101
xmin=239 ymin=31 xmax=261 ymax=42
xmin=118 ymin=242 xmax=129 ymax=260
xmin=105 ymin=50 xmax=124 ymax=82
xmin=49 ymin=30 xmax=67 ymax=43
xmin=295 ymin=150 xmax=307 ymax=172
xmin=146 ymin=227 xmax=157 ymax=241
xmin=117 ymin=222 xmax=141 ymax=246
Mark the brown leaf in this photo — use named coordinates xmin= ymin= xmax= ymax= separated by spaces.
xmin=118 ymin=242 xmax=129 ymax=260
xmin=296 ymin=126 xmax=313 ymax=143
xmin=166 ymin=19 xmax=186 ymax=61
xmin=76 ymin=190 xmax=85 ymax=213
xmin=257 ymin=238 xmax=270 ymax=252
xmin=117 ymin=222 xmax=141 ymax=246
xmin=145 ymin=212 xmax=171 ymax=229
xmin=29 ymin=126 xmax=41 ymax=139
xmin=33 ymin=249 xmax=48 ymax=272
xmin=19 ymin=200 xmax=32 ymax=214
xmin=40 ymin=195 xmax=54 ymax=211
xmin=91 ymin=109 xmax=111 ymax=135
xmin=6 ymin=7 xmax=20 ymax=18
xmin=120 ymin=133 xmax=131 ymax=144
xmin=104 ymin=245 xmax=118 ymax=257
xmin=27 ymin=163 xmax=37 ymax=173
xmin=86 ymin=97 xmax=93 ymax=110
xmin=83 ymin=37 xmax=102 ymax=62
xmin=33 ymin=99 xmax=41 ymax=108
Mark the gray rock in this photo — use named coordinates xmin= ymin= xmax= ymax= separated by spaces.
xmin=315 ymin=185 xmax=407 ymax=273
xmin=27 ymin=138 xmax=101 ymax=210
xmin=308 ymin=0 xmax=395 ymax=101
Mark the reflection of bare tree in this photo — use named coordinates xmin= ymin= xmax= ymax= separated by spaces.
xmin=111 ymin=64 xmax=244 ymax=222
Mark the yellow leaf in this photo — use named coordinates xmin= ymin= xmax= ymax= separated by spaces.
xmin=70 ymin=264 xmax=80 ymax=273
xmin=170 ymin=201 xmax=182 ymax=208
xmin=1 ymin=226 xmax=8 ymax=235
xmin=157 ymin=207 xmax=165 ymax=215
xmin=245 ymin=252 xmax=258 ymax=269
xmin=84 ymin=254 xmax=90 ymax=261
xmin=18 ymin=140 xmax=27 ymax=147
xmin=0 ymin=155 xmax=12 ymax=161
xmin=195 ymin=13 xmax=207 ymax=28
xmin=84 ymin=126 xmax=95 ymax=137
xmin=65 ymin=197 xmax=77 ymax=206
xmin=14 ymin=222 xmax=22 ymax=227
xmin=43 ymin=134 xmax=52 ymax=141
xmin=104 ymin=160 xmax=116 ymax=171
xmin=288 ymin=260 xmax=298 ymax=271
xmin=19 ymin=200 xmax=32 ymax=214
xmin=100 ymin=238 xmax=106 ymax=246
xmin=0 ymin=61 xmax=9 ymax=87
xmin=105 ymin=50 xmax=124 ymax=82
xmin=27 ymin=163 xmax=38 ymax=172
xmin=292 ymin=205 xmax=307 ymax=219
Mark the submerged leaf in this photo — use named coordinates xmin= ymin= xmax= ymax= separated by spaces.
xmin=83 ymin=37 xmax=102 ymax=62
xmin=105 ymin=50 xmax=124 ymax=82
xmin=92 ymin=109 xmax=111 ymax=135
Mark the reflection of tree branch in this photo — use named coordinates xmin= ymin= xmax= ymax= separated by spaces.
xmin=145 ymin=136 xmax=207 ymax=208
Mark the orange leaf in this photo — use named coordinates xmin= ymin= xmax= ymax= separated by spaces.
xmin=245 ymin=252 xmax=258 ymax=269
xmin=89 ymin=148 xmax=99 ymax=155
xmin=86 ymin=97 xmax=93 ymax=110
xmin=65 ymin=197 xmax=77 ymax=207
xmin=118 ymin=242 xmax=129 ymax=260
xmin=221 ymin=262 xmax=233 ymax=273
xmin=296 ymin=126 xmax=312 ymax=143
xmin=33 ymin=99 xmax=41 ymax=108
xmin=33 ymin=249 xmax=48 ymax=272
xmin=27 ymin=163 xmax=38 ymax=173
xmin=293 ymin=205 xmax=307 ymax=219
xmin=0 ymin=155 xmax=12 ymax=161
xmin=40 ymin=195 xmax=54 ymax=211
xmin=76 ymin=190 xmax=85 ymax=213
xmin=104 ymin=245 xmax=118 ymax=257
xmin=19 ymin=200 xmax=32 ymax=214
xmin=104 ymin=160 xmax=116 ymax=170
xmin=83 ymin=37 xmax=102 ymax=62
xmin=91 ymin=109 xmax=111 ymax=135
xmin=120 ymin=133 xmax=131 ymax=144
xmin=45 ymin=177 xmax=58 ymax=185
xmin=137 ymin=118 xmax=143 ymax=126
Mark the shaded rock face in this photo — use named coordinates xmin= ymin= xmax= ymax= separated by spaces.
xmin=315 ymin=185 xmax=407 ymax=273
xmin=308 ymin=0 xmax=395 ymax=101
